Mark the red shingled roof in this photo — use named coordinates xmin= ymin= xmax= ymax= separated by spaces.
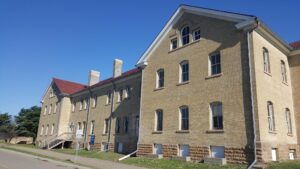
xmin=290 ymin=41 xmax=300 ymax=49
xmin=91 ymin=68 xmax=141 ymax=89
xmin=53 ymin=78 xmax=87 ymax=94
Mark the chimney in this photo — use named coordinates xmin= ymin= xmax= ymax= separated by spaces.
xmin=113 ymin=59 xmax=123 ymax=78
xmin=88 ymin=70 xmax=100 ymax=86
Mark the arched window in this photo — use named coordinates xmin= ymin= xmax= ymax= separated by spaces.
xmin=267 ymin=101 xmax=275 ymax=131
xmin=181 ymin=26 xmax=190 ymax=45
xmin=179 ymin=106 xmax=189 ymax=130
xmin=263 ymin=48 xmax=270 ymax=73
xmin=40 ymin=125 xmax=44 ymax=135
xmin=210 ymin=102 xmax=223 ymax=130
xmin=180 ymin=61 xmax=189 ymax=83
xmin=281 ymin=61 xmax=287 ymax=83
xmin=155 ymin=109 xmax=163 ymax=131
xmin=285 ymin=108 xmax=292 ymax=134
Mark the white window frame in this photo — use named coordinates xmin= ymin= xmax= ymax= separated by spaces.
xmin=181 ymin=26 xmax=190 ymax=46
xmin=156 ymin=69 xmax=164 ymax=88
xmin=267 ymin=101 xmax=275 ymax=131
xmin=45 ymin=124 xmax=49 ymax=135
xmin=54 ymin=102 xmax=58 ymax=114
xmin=92 ymin=96 xmax=97 ymax=108
xmin=263 ymin=48 xmax=271 ymax=73
xmin=90 ymin=120 xmax=95 ymax=135
xmin=44 ymin=106 xmax=47 ymax=115
xmin=170 ymin=38 xmax=178 ymax=50
xmin=209 ymin=53 xmax=221 ymax=76
xmin=211 ymin=146 xmax=225 ymax=158
xmin=51 ymin=124 xmax=54 ymax=135
xmin=179 ymin=61 xmax=189 ymax=83
xmin=179 ymin=106 xmax=189 ymax=131
xmin=40 ymin=125 xmax=44 ymax=135
xmin=193 ymin=29 xmax=201 ymax=41
xmin=285 ymin=108 xmax=292 ymax=134
xmin=106 ymin=91 xmax=112 ymax=104
xmin=153 ymin=143 xmax=163 ymax=155
xmin=179 ymin=144 xmax=189 ymax=157
xmin=103 ymin=119 xmax=109 ymax=134
xmin=118 ymin=89 xmax=123 ymax=102
xmin=155 ymin=110 xmax=163 ymax=131
xmin=281 ymin=60 xmax=287 ymax=83
xmin=210 ymin=102 xmax=223 ymax=130
xmin=79 ymin=100 xmax=83 ymax=110
xmin=71 ymin=102 xmax=75 ymax=112
xmin=48 ymin=104 xmax=52 ymax=115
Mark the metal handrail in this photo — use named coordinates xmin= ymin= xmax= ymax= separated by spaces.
xmin=40 ymin=132 xmax=75 ymax=149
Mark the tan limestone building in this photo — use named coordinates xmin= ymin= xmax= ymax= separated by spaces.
xmin=36 ymin=5 xmax=300 ymax=166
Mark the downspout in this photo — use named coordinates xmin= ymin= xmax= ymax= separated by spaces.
xmin=84 ymin=88 xmax=92 ymax=149
xmin=107 ymin=81 xmax=116 ymax=151
xmin=247 ymin=19 xmax=259 ymax=169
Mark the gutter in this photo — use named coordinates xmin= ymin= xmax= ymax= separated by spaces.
xmin=246 ymin=18 xmax=259 ymax=169
xmin=107 ymin=81 xmax=116 ymax=151
xmin=83 ymin=88 xmax=92 ymax=149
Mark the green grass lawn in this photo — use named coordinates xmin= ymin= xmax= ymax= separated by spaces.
xmin=266 ymin=160 xmax=300 ymax=169
xmin=53 ymin=149 xmax=246 ymax=169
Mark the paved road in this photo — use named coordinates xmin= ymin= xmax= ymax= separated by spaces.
xmin=0 ymin=148 xmax=89 ymax=169
xmin=0 ymin=145 xmax=146 ymax=169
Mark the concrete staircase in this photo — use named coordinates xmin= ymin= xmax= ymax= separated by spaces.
xmin=40 ymin=132 xmax=74 ymax=149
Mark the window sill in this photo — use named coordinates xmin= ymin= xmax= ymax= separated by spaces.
xmin=175 ymin=130 xmax=190 ymax=133
xmin=169 ymin=39 xmax=201 ymax=53
xmin=152 ymin=131 xmax=163 ymax=134
xmin=154 ymin=87 xmax=165 ymax=91
xmin=287 ymin=133 xmax=293 ymax=137
xmin=205 ymin=73 xmax=223 ymax=80
xmin=268 ymin=130 xmax=277 ymax=134
xmin=176 ymin=81 xmax=190 ymax=86
xmin=102 ymin=133 xmax=108 ymax=136
xmin=105 ymin=103 xmax=111 ymax=106
xmin=264 ymin=71 xmax=272 ymax=77
xmin=206 ymin=130 xmax=224 ymax=134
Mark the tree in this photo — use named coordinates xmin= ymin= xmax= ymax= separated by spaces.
xmin=15 ymin=106 xmax=41 ymax=142
xmin=0 ymin=112 xmax=17 ymax=143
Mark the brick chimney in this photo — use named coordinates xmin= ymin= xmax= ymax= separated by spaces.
xmin=113 ymin=59 xmax=123 ymax=78
xmin=88 ymin=70 xmax=100 ymax=86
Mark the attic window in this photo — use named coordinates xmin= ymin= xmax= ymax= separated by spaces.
xmin=193 ymin=29 xmax=201 ymax=41
xmin=171 ymin=38 xmax=178 ymax=50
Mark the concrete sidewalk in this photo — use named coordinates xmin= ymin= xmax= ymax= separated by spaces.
xmin=0 ymin=144 xmax=146 ymax=169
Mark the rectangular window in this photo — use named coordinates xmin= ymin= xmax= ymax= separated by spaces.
xmin=124 ymin=87 xmax=130 ymax=99
xmin=157 ymin=69 xmax=164 ymax=88
xmin=54 ymin=102 xmax=58 ymax=114
xmin=104 ymin=119 xmax=109 ymax=134
xmin=180 ymin=62 xmax=189 ymax=83
xmin=51 ymin=124 xmax=54 ymax=135
xmin=116 ymin=118 xmax=121 ymax=133
xmin=79 ymin=101 xmax=82 ymax=110
xmin=171 ymin=38 xmax=177 ymax=50
xmin=82 ymin=121 xmax=86 ymax=134
xmin=107 ymin=91 xmax=112 ymax=104
xmin=211 ymin=102 xmax=223 ymax=130
xmin=210 ymin=53 xmax=221 ymax=75
xmin=45 ymin=125 xmax=49 ymax=135
xmin=272 ymin=148 xmax=277 ymax=161
xmin=155 ymin=110 xmax=163 ymax=131
xmin=211 ymin=146 xmax=225 ymax=158
xmin=180 ymin=106 xmax=189 ymax=130
xmin=117 ymin=142 xmax=123 ymax=153
xmin=118 ymin=89 xmax=123 ymax=102
xmin=72 ymin=102 xmax=75 ymax=112
xmin=289 ymin=149 xmax=296 ymax=160
xmin=90 ymin=120 xmax=95 ymax=135
xmin=124 ymin=117 xmax=129 ymax=133
xmin=83 ymin=99 xmax=88 ymax=109
xmin=153 ymin=144 xmax=162 ymax=155
xmin=193 ymin=29 xmax=201 ymax=41
xmin=135 ymin=115 xmax=139 ymax=136
xmin=44 ymin=106 xmax=47 ymax=115
xmin=179 ymin=145 xmax=189 ymax=157
xmin=49 ymin=104 xmax=52 ymax=114
xmin=40 ymin=125 xmax=44 ymax=135
xmin=92 ymin=96 xmax=97 ymax=108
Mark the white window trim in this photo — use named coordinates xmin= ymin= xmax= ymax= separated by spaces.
xmin=192 ymin=29 xmax=201 ymax=41
xmin=179 ymin=61 xmax=189 ymax=83
xmin=170 ymin=38 xmax=178 ymax=50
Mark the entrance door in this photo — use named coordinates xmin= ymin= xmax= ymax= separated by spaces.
xmin=272 ymin=149 xmax=277 ymax=161
xmin=289 ymin=150 xmax=295 ymax=160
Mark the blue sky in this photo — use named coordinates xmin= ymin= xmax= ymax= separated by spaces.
xmin=0 ymin=0 xmax=299 ymax=116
